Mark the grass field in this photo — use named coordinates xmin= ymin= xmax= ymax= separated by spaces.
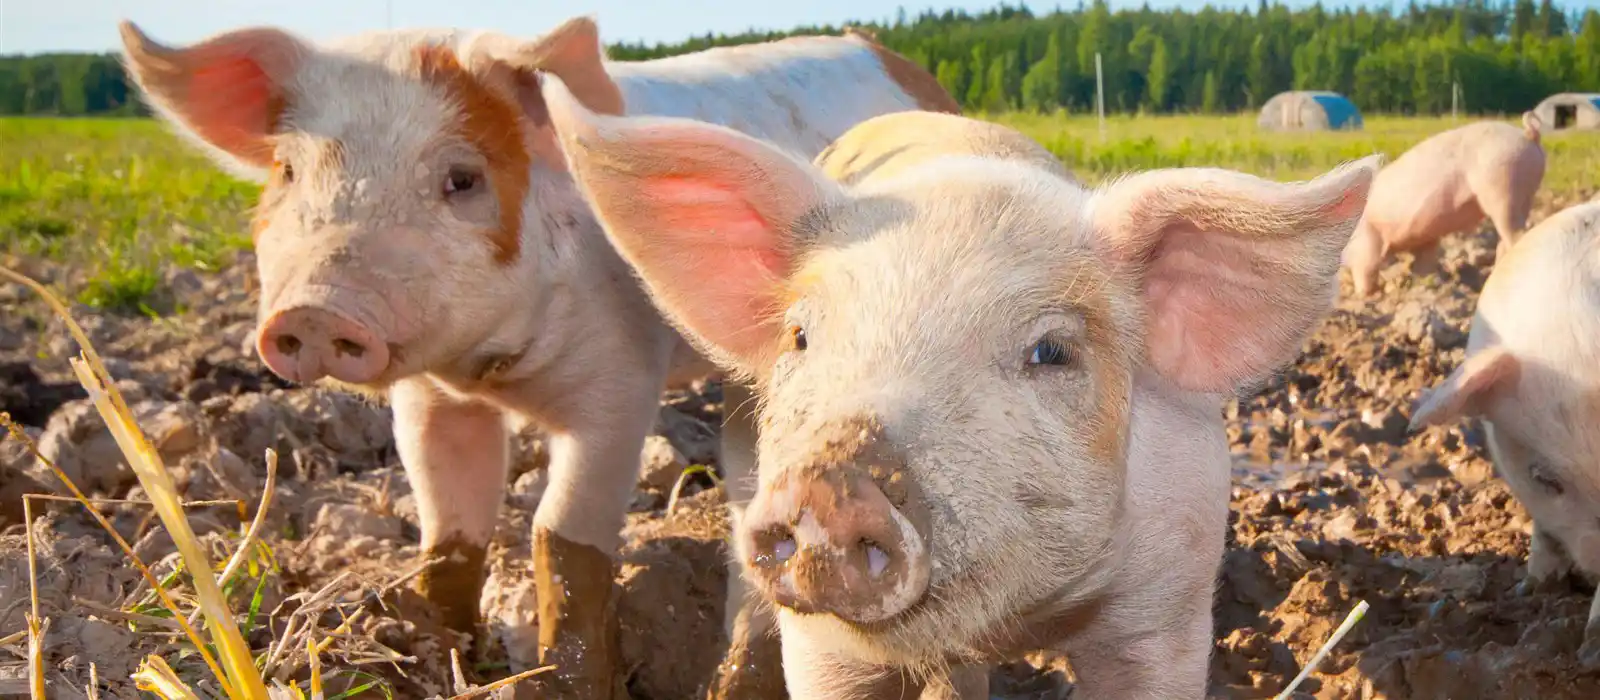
xmin=4 ymin=113 xmax=1599 ymax=312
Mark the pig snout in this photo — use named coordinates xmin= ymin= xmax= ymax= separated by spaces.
xmin=257 ymin=307 xmax=389 ymax=384
xmin=741 ymin=464 xmax=932 ymax=624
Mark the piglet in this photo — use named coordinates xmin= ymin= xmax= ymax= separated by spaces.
xmin=1344 ymin=113 xmax=1546 ymax=296
xmin=545 ymin=88 xmax=1377 ymax=698
xmin=1410 ymin=201 xmax=1600 ymax=665
xmin=116 ymin=16 xmax=957 ymax=698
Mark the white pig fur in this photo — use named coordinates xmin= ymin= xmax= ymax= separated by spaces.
xmin=1410 ymin=201 xmax=1600 ymax=663
xmin=543 ymin=85 xmax=1380 ymax=698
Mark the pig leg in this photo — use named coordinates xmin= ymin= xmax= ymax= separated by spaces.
xmin=524 ymin=379 xmax=665 ymax=699
xmin=1582 ymin=587 xmax=1600 ymax=667
xmin=1341 ymin=222 xmax=1385 ymax=297
xmin=1479 ymin=177 xmax=1535 ymax=260
xmin=1408 ymin=243 xmax=1442 ymax=281
xmin=390 ymin=376 xmax=510 ymax=634
xmin=1515 ymin=525 xmax=1574 ymax=596
xmin=707 ymin=379 xmax=788 ymax=699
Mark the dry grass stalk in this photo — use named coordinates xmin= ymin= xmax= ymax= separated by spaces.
xmin=184 ymin=449 xmax=279 ymax=631
xmin=133 ymin=655 xmax=201 ymax=700
xmin=440 ymin=664 xmax=558 ymax=700
xmin=3 ymin=418 xmax=234 ymax=689
xmin=23 ymin=495 xmax=45 ymax=700
xmin=2 ymin=265 xmax=269 ymax=698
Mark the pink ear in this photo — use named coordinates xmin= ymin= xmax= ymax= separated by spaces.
xmin=543 ymin=76 xmax=841 ymax=372
xmin=1094 ymin=156 xmax=1380 ymax=392
xmin=118 ymin=20 xmax=305 ymax=174
xmin=461 ymin=16 xmax=624 ymax=169
xmin=1408 ymin=347 xmax=1520 ymax=431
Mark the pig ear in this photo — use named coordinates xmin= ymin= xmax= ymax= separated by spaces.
xmin=1408 ymin=347 xmax=1521 ymax=431
xmin=1093 ymin=155 xmax=1380 ymax=393
xmin=542 ymin=76 xmax=843 ymax=373
xmin=118 ymin=20 xmax=305 ymax=177
xmin=463 ymin=17 xmax=623 ymax=121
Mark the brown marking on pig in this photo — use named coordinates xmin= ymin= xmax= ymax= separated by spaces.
xmin=1054 ymin=258 xmax=1137 ymax=468
xmin=413 ymin=536 xmax=489 ymax=632
xmin=414 ymin=44 xmax=531 ymax=265
xmin=846 ymin=31 xmax=960 ymax=115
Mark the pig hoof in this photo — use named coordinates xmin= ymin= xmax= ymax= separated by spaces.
xmin=706 ymin=626 xmax=787 ymax=700
xmin=414 ymin=538 xmax=490 ymax=634
xmin=530 ymin=527 xmax=621 ymax=699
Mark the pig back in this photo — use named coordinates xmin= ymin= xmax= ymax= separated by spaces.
xmin=814 ymin=111 xmax=1077 ymax=188
xmin=1361 ymin=126 xmax=1477 ymax=245
xmin=1470 ymin=202 xmax=1600 ymax=446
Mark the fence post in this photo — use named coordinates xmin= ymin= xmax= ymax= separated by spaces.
xmin=1096 ymin=52 xmax=1106 ymax=141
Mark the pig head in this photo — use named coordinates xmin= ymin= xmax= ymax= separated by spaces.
xmin=544 ymin=78 xmax=1374 ymax=692
xmin=1410 ymin=202 xmax=1600 ymax=660
xmin=117 ymin=18 xmax=623 ymax=391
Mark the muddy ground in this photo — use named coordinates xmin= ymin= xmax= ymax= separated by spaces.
xmin=4 ymin=190 xmax=1600 ymax=699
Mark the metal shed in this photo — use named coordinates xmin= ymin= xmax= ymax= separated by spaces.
xmin=1258 ymin=91 xmax=1364 ymax=132
xmin=1531 ymin=93 xmax=1600 ymax=131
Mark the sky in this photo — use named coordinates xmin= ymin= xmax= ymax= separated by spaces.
xmin=0 ymin=0 xmax=1473 ymax=55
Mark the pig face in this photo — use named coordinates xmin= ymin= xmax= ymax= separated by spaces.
xmin=1413 ymin=347 xmax=1600 ymax=577
xmin=542 ymin=79 xmax=1374 ymax=664
xmin=117 ymin=18 xmax=622 ymax=390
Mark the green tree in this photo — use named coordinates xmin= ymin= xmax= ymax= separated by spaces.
xmin=1021 ymin=33 xmax=1065 ymax=112
xmin=1201 ymin=70 xmax=1221 ymax=113
xmin=1145 ymin=36 xmax=1172 ymax=110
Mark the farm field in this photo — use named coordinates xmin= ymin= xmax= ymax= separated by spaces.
xmin=4 ymin=112 xmax=1600 ymax=698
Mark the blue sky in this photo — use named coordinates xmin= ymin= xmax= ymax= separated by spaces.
xmin=0 ymin=0 xmax=1383 ymax=54
xmin=6 ymin=0 xmax=1600 ymax=55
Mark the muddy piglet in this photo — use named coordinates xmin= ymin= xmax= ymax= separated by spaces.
xmin=1410 ymin=201 xmax=1600 ymax=664
xmin=544 ymin=88 xmax=1377 ymax=697
xmin=1344 ymin=113 xmax=1545 ymax=297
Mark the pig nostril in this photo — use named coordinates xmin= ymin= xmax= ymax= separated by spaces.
xmin=863 ymin=540 xmax=890 ymax=578
xmin=332 ymin=338 xmax=366 ymax=358
xmin=275 ymin=335 xmax=302 ymax=356
xmin=773 ymin=537 xmax=797 ymax=563
xmin=753 ymin=526 xmax=797 ymax=568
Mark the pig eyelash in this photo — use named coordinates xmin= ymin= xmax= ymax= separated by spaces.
xmin=1025 ymin=335 xmax=1078 ymax=369
xmin=443 ymin=166 xmax=482 ymax=197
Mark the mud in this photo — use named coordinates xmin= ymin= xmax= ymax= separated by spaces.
xmin=4 ymin=190 xmax=1600 ymax=698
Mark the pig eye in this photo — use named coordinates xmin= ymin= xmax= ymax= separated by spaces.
xmin=277 ymin=161 xmax=295 ymax=183
xmin=785 ymin=325 xmax=808 ymax=352
xmin=443 ymin=167 xmax=481 ymax=196
xmin=1026 ymin=336 xmax=1077 ymax=368
xmin=1529 ymin=462 xmax=1565 ymax=496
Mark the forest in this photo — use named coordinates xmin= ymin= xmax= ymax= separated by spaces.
xmin=2 ymin=0 xmax=1597 ymax=117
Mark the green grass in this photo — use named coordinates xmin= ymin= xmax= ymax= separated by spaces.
xmin=994 ymin=111 xmax=1600 ymax=189
xmin=5 ymin=113 xmax=1598 ymax=313
xmin=0 ymin=117 xmax=256 ymax=312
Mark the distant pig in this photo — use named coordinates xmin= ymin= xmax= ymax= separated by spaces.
xmin=1409 ymin=201 xmax=1600 ymax=664
xmin=116 ymin=15 xmax=958 ymax=698
xmin=1343 ymin=113 xmax=1546 ymax=297
xmin=545 ymin=87 xmax=1377 ymax=697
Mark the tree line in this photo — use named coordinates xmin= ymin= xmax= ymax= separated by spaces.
xmin=4 ymin=1 xmax=1598 ymax=118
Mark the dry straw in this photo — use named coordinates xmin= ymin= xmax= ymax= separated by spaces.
xmin=2 ymin=264 xmax=559 ymax=699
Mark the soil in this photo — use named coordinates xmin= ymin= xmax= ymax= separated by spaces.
xmin=4 ymin=188 xmax=1600 ymax=699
